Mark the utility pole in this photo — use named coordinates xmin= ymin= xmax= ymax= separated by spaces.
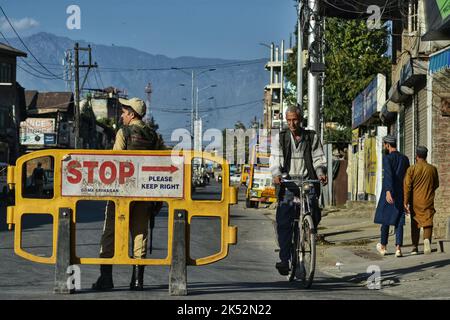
xmin=297 ymin=0 xmax=304 ymax=111
xmin=307 ymin=0 xmax=320 ymax=132
xmin=74 ymin=43 xmax=98 ymax=149
xmin=74 ymin=43 xmax=80 ymax=149
xmin=63 ymin=50 xmax=73 ymax=93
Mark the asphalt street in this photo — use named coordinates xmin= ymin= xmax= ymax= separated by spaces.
xmin=0 ymin=184 xmax=396 ymax=300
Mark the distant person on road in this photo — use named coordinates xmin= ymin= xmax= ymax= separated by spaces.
xmin=404 ymin=146 xmax=439 ymax=255
xmin=269 ymin=106 xmax=327 ymax=276
xmin=31 ymin=162 xmax=47 ymax=196
xmin=374 ymin=135 xmax=410 ymax=257
xmin=92 ymin=97 xmax=162 ymax=291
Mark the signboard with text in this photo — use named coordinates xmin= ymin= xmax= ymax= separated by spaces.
xmin=352 ymin=74 xmax=386 ymax=128
xmin=61 ymin=154 xmax=184 ymax=198
xmin=20 ymin=118 xmax=56 ymax=146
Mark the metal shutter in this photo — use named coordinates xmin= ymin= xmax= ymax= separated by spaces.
xmin=417 ymin=88 xmax=428 ymax=147
xmin=404 ymin=103 xmax=413 ymax=161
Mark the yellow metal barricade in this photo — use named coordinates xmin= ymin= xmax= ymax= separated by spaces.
xmin=6 ymin=149 xmax=238 ymax=269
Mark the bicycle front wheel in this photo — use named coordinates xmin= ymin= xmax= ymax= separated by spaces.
xmin=299 ymin=215 xmax=316 ymax=288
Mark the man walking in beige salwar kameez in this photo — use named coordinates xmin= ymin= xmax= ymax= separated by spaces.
xmin=404 ymin=146 xmax=439 ymax=255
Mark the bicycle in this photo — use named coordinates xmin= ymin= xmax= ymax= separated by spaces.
xmin=280 ymin=175 xmax=320 ymax=288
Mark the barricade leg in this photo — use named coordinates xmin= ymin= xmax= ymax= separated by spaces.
xmin=54 ymin=208 xmax=74 ymax=294
xmin=169 ymin=209 xmax=187 ymax=296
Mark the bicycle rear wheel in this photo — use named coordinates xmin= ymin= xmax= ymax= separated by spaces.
xmin=299 ymin=215 xmax=316 ymax=288
xmin=287 ymin=222 xmax=300 ymax=282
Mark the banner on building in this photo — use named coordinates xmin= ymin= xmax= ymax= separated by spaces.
xmin=364 ymin=137 xmax=377 ymax=195
xmin=352 ymin=74 xmax=386 ymax=128
xmin=352 ymin=128 xmax=359 ymax=147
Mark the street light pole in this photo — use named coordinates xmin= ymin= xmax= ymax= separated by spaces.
xmin=196 ymin=87 xmax=199 ymax=121
xmin=196 ymin=84 xmax=217 ymax=120
xmin=191 ymin=71 xmax=195 ymax=145
xmin=172 ymin=68 xmax=215 ymax=150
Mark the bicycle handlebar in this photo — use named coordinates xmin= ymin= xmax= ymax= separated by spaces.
xmin=280 ymin=179 xmax=321 ymax=185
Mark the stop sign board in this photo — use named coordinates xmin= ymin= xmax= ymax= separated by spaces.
xmin=61 ymin=154 xmax=184 ymax=198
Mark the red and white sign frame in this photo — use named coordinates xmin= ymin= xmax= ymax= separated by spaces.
xmin=61 ymin=153 xmax=185 ymax=198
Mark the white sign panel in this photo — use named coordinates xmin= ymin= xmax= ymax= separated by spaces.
xmin=20 ymin=118 xmax=56 ymax=145
xmin=62 ymin=154 xmax=184 ymax=198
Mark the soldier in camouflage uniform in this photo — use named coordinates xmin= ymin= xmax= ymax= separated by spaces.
xmin=92 ymin=98 xmax=162 ymax=291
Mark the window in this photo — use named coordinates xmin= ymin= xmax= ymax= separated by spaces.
xmin=408 ymin=0 xmax=419 ymax=34
xmin=0 ymin=62 xmax=13 ymax=83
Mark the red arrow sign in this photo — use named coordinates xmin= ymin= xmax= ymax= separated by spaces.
xmin=142 ymin=165 xmax=179 ymax=173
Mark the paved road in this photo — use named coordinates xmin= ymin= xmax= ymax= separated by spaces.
xmin=0 ymin=186 xmax=396 ymax=300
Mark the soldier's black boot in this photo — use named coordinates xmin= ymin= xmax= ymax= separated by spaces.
xmin=92 ymin=265 xmax=114 ymax=290
xmin=129 ymin=265 xmax=145 ymax=291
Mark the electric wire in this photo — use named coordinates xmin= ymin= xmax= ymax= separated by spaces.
xmin=0 ymin=5 xmax=64 ymax=80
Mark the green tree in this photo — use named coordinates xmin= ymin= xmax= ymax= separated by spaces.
xmin=284 ymin=18 xmax=391 ymax=144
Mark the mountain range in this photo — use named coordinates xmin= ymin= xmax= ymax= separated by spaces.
xmin=7 ymin=32 xmax=267 ymax=143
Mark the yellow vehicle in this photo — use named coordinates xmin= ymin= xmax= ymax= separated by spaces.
xmin=240 ymin=164 xmax=250 ymax=186
xmin=245 ymin=145 xmax=276 ymax=208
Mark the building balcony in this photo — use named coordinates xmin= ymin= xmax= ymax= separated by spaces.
xmin=265 ymin=61 xmax=282 ymax=70
xmin=265 ymin=83 xmax=282 ymax=90
xmin=270 ymin=103 xmax=281 ymax=112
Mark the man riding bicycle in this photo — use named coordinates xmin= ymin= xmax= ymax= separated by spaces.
xmin=269 ymin=106 xmax=327 ymax=276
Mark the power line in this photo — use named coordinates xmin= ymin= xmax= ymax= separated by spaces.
xmin=18 ymin=61 xmax=64 ymax=70
xmin=16 ymin=64 xmax=64 ymax=80
xmin=344 ymin=0 xmax=400 ymax=10
xmin=95 ymin=58 xmax=266 ymax=73
xmin=322 ymin=0 xmax=366 ymax=14
xmin=152 ymin=99 xmax=263 ymax=113
xmin=0 ymin=44 xmax=265 ymax=74
xmin=322 ymin=0 xmax=404 ymax=17
xmin=17 ymin=61 xmax=64 ymax=79
xmin=0 ymin=5 xmax=64 ymax=80
xmin=22 ymin=58 xmax=266 ymax=71
xmin=92 ymin=67 xmax=101 ymax=89
xmin=95 ymin=68 xmax=105 ymax=89
xmin=1 ymin=31 xmax=65 ymax=80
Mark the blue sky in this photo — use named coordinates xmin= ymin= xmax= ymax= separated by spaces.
xmin=1 ymin=0 xmax=298 ymax=60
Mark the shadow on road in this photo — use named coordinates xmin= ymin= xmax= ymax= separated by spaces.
xmin=338 ymin=258 xmax=450 ymax=287
xmin=323 ymin=229 xmax=360 ymax=237
xmin=184 ymin=278 xmax=365 ymax=296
